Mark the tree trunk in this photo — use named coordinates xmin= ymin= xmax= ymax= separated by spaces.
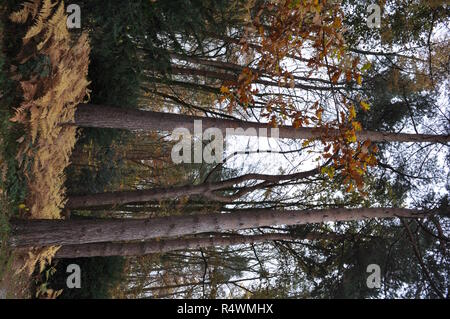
xmin=66 ymin=167 xmax=320 ymax=208
xmin=10 ymin=208 xmax=423 ymax=247
xmin=72 ymin=104 xmax=450 ymax=143
xmin=54 ymin=232 xmax=340 ymax=258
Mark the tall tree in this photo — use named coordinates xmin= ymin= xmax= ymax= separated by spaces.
xmin=10 ymin=208 xmax=430 ymax=247
xmin=72 ymin=104 xmax=450 ymax=144
xmin=53 ymin=232 xmax=341 ymax=258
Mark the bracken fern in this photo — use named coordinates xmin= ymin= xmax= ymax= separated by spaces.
xmin=10 ymin=0 xmax=90 ymax=220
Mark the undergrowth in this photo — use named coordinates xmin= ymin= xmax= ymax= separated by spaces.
xmin=0 ymin=0 xmax=29 ymax=295
xmin=1 ymin=0 xmax=91 ymax=298
xmin=10 ymin=0 xmax=90 ymax=219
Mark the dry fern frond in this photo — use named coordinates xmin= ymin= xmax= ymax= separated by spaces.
xmin=37 ymin=1 xmax=66 ymax=49
xmin=9 ymin=0 xmax=40 ymax=23
xmin=22 ymin=0 xmax=55 ymax=42
xmin=16 ymin=246 xmax=61 ymax=276
xmin=10 ymin=0 xmax=91 ymax=219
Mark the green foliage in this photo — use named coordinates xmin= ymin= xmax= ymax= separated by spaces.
xmin=0 ymin=86 xmax=27 ymax=212
xmin=0 ymin=5 xmax=27 ymax=213
xmin=357 ymin=66 xmax=435 ymax=132
xmin=343 ymin=0 xmax=449 ymax=47
xmin=36 ymin=257 xmax=125 ymax=299
xmin=0 ymin=0 xmax=29 ymax=286
xmin=17 ymin=54 xmax=51 ymax=79
xmin=66 ymin=0 xmax=241 ymax=195
xmin=64 ymin=1 xmax=142 ymax=194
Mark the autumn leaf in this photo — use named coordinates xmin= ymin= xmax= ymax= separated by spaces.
xmin=331 ymin=71 xmax=341 ymax=83
xmin=352 ymin=121 xmax=362 ymax=131
xmin=333 ymin=17 xmax=342 ymax=28
xmin=356 ymin=74 xmax=362 ymax=85
xmin=346 ymin=183 xmax=353 ymax=192
xmin=293 ymin=118 xmax=302 ymax=128
xmin=346 ymin=70 xmax=352 ymax=83
xmin=269 ymin=116 xmax=278 ymax=128
xmin=316 ymin=108 xmax=323 ymax=121
xmin=361 ymin=62 xmax=372 ymax=72
xmin=349 ymin=105 xmax=356 ymax=120
xmin=346 ymin=130 xmax=357 ymax=143
xmin=360 ymin=100 xmax=370 ymax=111
xmin=321 ymin=166 xmax=335 ymax=179
xmin=220 ymin=86 xmax=230 ymax=94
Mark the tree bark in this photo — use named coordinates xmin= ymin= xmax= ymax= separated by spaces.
xmin=66 ymin=167 xmax=320 ymax=208
xmin=54 ymin=232 xmax=340 ymax=258
xmin=10 ymin=208 xmax=424 ymax=247
xmin=72 ymin=104 xmax=450 ymax=143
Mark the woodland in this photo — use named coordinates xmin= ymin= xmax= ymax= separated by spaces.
xmin=0 ymin=0 xmax=449 ymax=299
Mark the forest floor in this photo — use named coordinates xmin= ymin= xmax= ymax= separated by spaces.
xmin=0 ymin=77 xmax=31 ymax=299
xmin=0 ymin=3 xmax=31 ymax=298
xmin=0 ymin=132 xmax=30 ymax=299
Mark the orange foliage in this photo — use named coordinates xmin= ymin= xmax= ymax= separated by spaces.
xmin=219 ymin=0 xmax=377 ymax=191
xmin=10 ymin=0 xmax=90 ymax=219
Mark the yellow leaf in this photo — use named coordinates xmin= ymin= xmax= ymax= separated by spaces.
xmin=220 ymin=86 xmax=230 ymax=94
xmin=346 ymin=183 xmax=353 ymax=192
xmin=352 ymin=121 xmax=362 ymax=131
xmin=357 ymin=74 xmax=362 ymax=85
xmin=321 ymin=166 xmax=335 ymax=179
xmin=360 ymin=101 xmax=370 ymax=111
xmin=346 ymin=130 xmax=357 ymax=143
xmin=316 ymin=108 xmax=323 ymax=121
xmin=349 ymin=106 xmax=356 ymax=120
xmin=332 ymin=17 xmax=342 ymax=29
